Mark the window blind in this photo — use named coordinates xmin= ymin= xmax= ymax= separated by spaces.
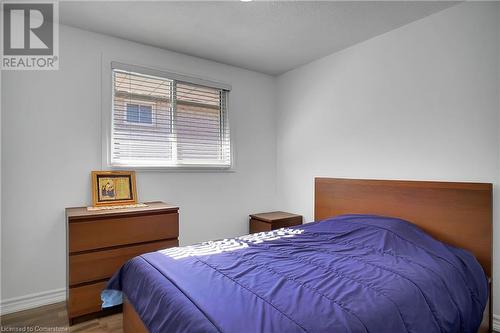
xmin=111 ymin=67 xmax=231 ymax=168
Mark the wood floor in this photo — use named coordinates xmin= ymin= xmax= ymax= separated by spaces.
xmin=0 ymin=302 xmax=123 ymax=333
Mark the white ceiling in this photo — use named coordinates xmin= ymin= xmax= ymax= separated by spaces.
xmin=60 ymin=1 xmax=457 ymax=76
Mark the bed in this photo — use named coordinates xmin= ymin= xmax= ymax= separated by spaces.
xmin=103 ymin=178 xmax=492 ymax=333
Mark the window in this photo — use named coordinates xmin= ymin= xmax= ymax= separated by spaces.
xmin=111 ymin=64 xmax=231 ymax=168
xmin=126 ymin=103 xmax=153 ymax=125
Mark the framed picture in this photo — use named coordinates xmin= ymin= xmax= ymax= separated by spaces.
xmin=91 ymin=171 xmax=137 ymax=207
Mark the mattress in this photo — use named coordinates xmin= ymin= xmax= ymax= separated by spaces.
xmin=103 ymin=214 xmax=488 ymax=333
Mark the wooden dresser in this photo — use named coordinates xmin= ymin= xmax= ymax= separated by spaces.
xmin=66 ymin=201 xmax=179 ymax=324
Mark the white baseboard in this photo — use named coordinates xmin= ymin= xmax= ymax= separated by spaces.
xmin=493 ymin=314 xmax=500 ymax=332
xmin=0 ymin=288 xmax=66 ymax=315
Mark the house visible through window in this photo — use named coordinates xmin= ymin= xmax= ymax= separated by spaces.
xmin=111 ymin=65 xmax=231 ymax=168
xmin=126 ymin=103 xmax=153 ymax=125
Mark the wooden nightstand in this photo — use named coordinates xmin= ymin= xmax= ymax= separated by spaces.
xmin=66 ymin=201 xmax=179 ymax=324
xmin=249 ymin=211 xmax=303 ymax=233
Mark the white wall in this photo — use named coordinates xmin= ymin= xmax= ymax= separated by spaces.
xmin=1 ymin=25 xmax=277 ymax=301
xmin=276 ymin=1 xmax=500 ymax=313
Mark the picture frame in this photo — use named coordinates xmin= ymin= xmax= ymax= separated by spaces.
xmin=91 ymin=171 xmax=137 ymax=207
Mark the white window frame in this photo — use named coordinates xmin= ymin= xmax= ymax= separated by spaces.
xmin=101 ymin=58 xmax=234 ymax=172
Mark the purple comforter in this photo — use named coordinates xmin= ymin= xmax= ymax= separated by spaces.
xmin=104 ymin=214 xmax=488 ymax=333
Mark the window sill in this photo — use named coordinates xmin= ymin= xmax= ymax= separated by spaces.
xmin=108 ymin=165 xmax=236 ymax=173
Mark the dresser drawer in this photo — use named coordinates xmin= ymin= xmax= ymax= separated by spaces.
xmin=68 ymin=281 xmax=107 ymax=318
xmin=69 ymin=212 xmax=178 ymax=253
xmin=69 ymin=239 xmax=178 ymax=286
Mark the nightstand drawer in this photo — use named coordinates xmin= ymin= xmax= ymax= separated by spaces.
xmin=69 ymin=212 xmax=178 ymax=253
xmin=250 ymin=219 xmax=273 ymax=233
xmin=249 ymin=211 xmax=302 ymax=234
xmin=69 ymin=239 xmax=178 ymax=286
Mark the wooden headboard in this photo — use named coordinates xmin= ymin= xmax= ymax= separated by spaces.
xmin=314 ymin=178 xmax=492 ymax=276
